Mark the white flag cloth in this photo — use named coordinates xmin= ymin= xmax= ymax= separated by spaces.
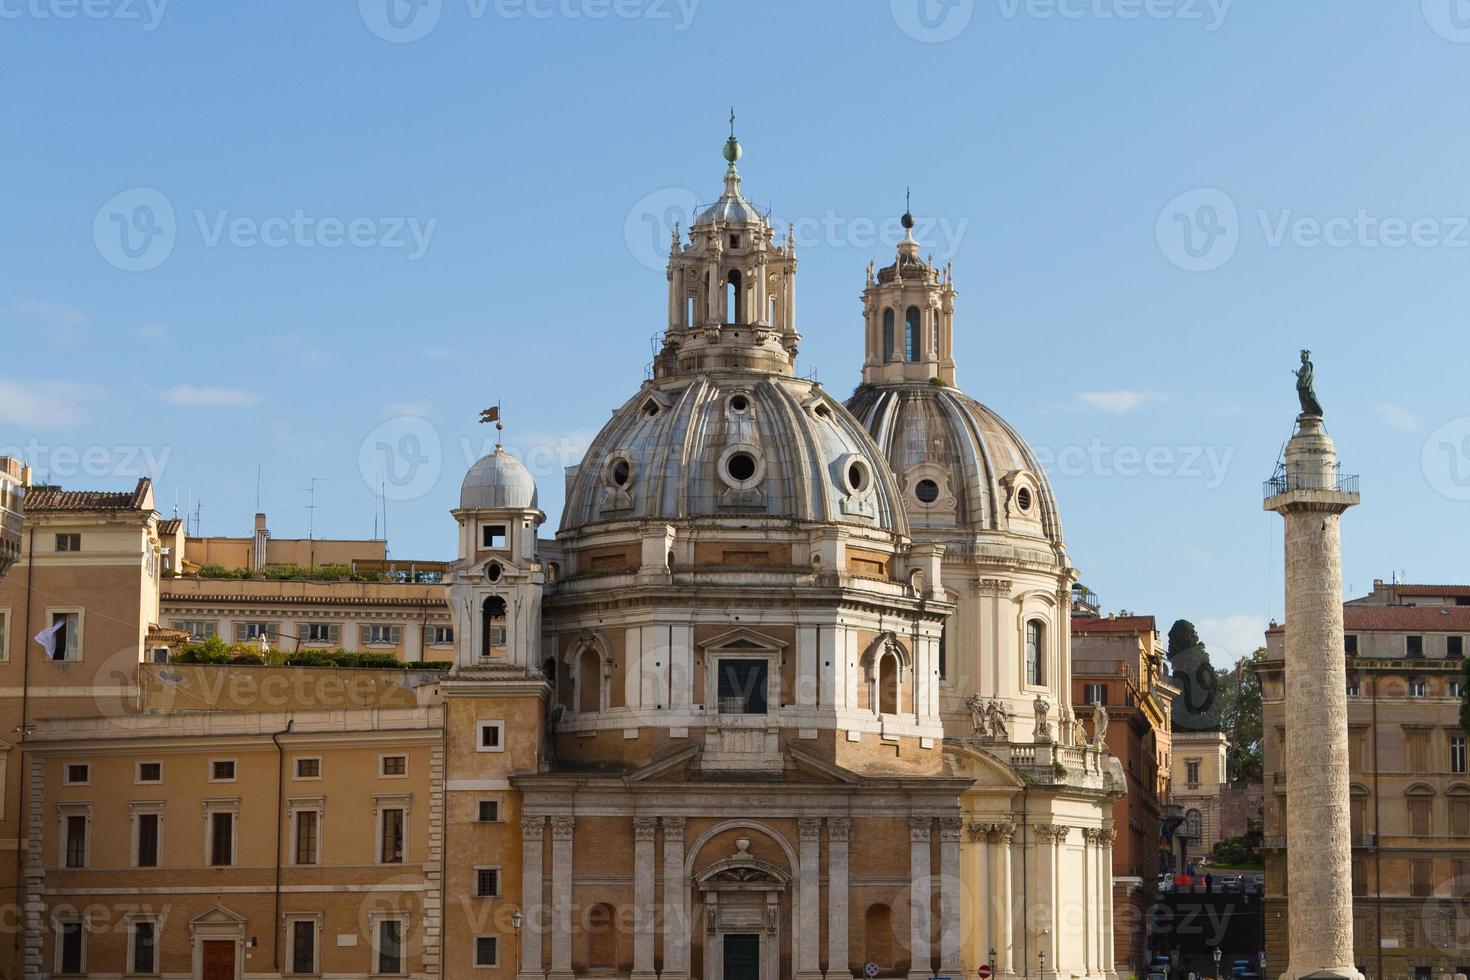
xmin=34 ymin=620 xmax=66 ymax=660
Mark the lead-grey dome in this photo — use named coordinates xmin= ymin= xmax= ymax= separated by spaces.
xmin=846 ymin=384 xmax=1064 ymax=553
xmin=460 ymin=448 xmax=538 ymax=511
xmin=561 ymin=376 xmax=908 ymax=534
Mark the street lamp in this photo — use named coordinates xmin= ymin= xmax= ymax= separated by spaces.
xmin=1039 ymin=949 xmax=1046 ymax=980
xmin=1212 ymin=946 xmax=1222 ymax=980
xmin=989 ymin=948 xmax=997 ymax=977
xmin=512 ymin=910 xmax=524 ymax=975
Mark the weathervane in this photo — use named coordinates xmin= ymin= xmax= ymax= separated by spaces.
xmin=479 ymin=403 xmax=504 ymax=448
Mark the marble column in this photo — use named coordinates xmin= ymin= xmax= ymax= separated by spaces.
xmin=938 ymin=818 xmax=963 ymax=975
xmin=1101 ymin=828 xmax=1117 ymax=980
xmin=519 ymin=816 xmax=546 ymax=980
xmin=1031 ymin=825 xmax=1061 ymax=978
xmin=991 ymin=823 xmax=1015 ymax=978
xmin=908 ymin=817 xmax=933 ymax=980
xmin=827 ymin=818 xmax=851 ymax=980
xmin=662 ymin=817 xmax=688 ymax=980
xmin=965 ymin=823 xmax=989 ymax=973
xmin=549 ymin=816 xmax=575 ymax=980
xmin=1081 ymin=829 xmax=1097 ymax=976
xmin=797 ymin=818 xmax=824 ymax=980
xmin=633 ymin=817 xmax=659 ymax=980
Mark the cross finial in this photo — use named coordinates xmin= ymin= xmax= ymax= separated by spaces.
xmin=906 ymin=187 xmax=911 ymax=213
xmin=729 ymin=107 xmax=736 ymax=139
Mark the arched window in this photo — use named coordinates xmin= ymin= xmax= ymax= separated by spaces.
xmin=938 ymin=624 xmax=947 ymax=682
xmin=725 ymin=270 xmax=742 ymax=323
xmin=481 ymin=596 xmax=507 ymax=660
xmin=878 ymin=652 xmax=899 ymax=715
xmin=905 ymin=306 xmax=921 ymax=361
xmin=1025 ymin=619 xmax=1044 ymax=686
xmin=585 ymin=902 xmax=618 ymax=970
xmin=686 ymin=295 xmax=696 ymax=327
xmin=882 ymin=309 xmax=895 ymax=361
xmin=577 ymin=647 xmax=602 ymax=714
xmin=1184 ymin=808 xmax=1202 ymax=839
xmin=864 ymin=904 xmax=895 ymax=971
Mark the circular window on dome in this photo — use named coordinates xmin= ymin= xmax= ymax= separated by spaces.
xmin=728 ymin=393 xmax=751 ymax=414
xmin=845 ymin=458 xmax=873 ymax=495
xmin=717 ymin=445 xmax=765 ymax=490
xmin=915 ymin=479 xmax=941 ymax=504
xmin=602 ymin=452 xmax=635 ymax=491
xmin=485 ymin=562 xmax=503 ymax=583
xmin=1016 ymin=486 xmax=1033 ymax=512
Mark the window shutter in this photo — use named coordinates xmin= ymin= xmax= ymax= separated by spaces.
xmin=234 ymin=623 xmax=248 ymax=643
xmin=329 ymin=624 xmax=341 ymax=645
xmin=423 ymin=625 xmax=434 ymax=646
xmin=359 ymin=625 xmax=371 ymax=648
xmin=297 ymin=622 xmax=311 ymax=642
xmin=390 ymin=626 xmax=403 ymax=645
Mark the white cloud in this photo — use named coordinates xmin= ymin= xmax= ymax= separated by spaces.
xmin=0 ymin=378 xmax=104 ymax=429
xmin=1376 ymin=403 xmax=1419 ymax=431
xmin=1076 ymin=390 xmax=1154 ymax=414
xmin=1196 ymin=614 xmax=1270 ymax=667
xmin=3 ymin=299 xmax=91 ymax=344
xmin=161 ymin=384 xmax=259 ymax=408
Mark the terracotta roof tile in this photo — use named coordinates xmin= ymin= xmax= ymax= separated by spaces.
xmin=157 ymin=518 xmax=183 ymax=535
xmin=1071 ymin=615 xmax=1157 ymax=634
xmin=1393 ymin=584 xmax=1470 ymax=597
xmin=24 ymin=478 xmax=152 ymax=512
xmin=1267 ymin=605 xmax=1470 ymax=633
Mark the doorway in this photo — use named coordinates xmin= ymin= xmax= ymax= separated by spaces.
xmin=722 ymin=933 xmax=760 ymax=980
xmin=201 ymin=940 xmax=235 ymax=980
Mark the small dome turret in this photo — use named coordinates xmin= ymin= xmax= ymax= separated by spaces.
xmin=460 ymin=448 xmax=538 ymax=511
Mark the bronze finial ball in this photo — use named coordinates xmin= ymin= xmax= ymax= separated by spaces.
xmin=723 ymin=135 xmax=741 ymax=165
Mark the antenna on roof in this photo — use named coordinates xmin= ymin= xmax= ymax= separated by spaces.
xmin=255 ymin=464 xmax=262 ymax=511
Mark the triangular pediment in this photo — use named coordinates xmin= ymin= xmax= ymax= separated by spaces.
xmin=785 ymin=745 xmax=861 ymax=784
xmin=943 ymin=742 xmax=1026 ymax=790
xmin=625 ymin=743 xmax=701 ymax=783
xmin=700 ymin=627 xmax=789 ymax=652
xmin=189 ymin=905 xmax=246 ymax=927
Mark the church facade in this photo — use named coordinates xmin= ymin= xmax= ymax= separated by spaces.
xmin=439 ymin=131 xmax=1123 ymax=980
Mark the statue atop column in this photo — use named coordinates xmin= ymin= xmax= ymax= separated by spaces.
xmin=1295 ymin=349 xmax=1324 ymax=418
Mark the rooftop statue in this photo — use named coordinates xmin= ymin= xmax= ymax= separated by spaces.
xmin=1295 ymin=349 xmax=1324 ymax=417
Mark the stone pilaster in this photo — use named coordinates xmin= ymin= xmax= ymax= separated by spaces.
xmin=907 ymin=817 xmax=933 ymax=980
xmin=518 ymin=816 xmax=546 ymax=980
xmin=796 ymin=818 xmax=824 ymax=980
xmin=1032 ymin=825 xmax=1064 ymax=975
xmin=827 ymin=818 xmax=852 ymax=980
xmin=990 ymin=822 xmax=1015 ymax=978
xmin=1101 ymin=827 xmax=1117 ymax=980
xmin=632 ymin=817 xmax=659 ymax=980
xmin=661 ymin=817 xmax=688 ymax=980
xmin=548 ymin=816 xmax=575 ymax=980
xmin=938 ymin=818 xmax=963 ymax=976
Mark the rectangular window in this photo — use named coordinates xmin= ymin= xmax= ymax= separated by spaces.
xmin=1409 ymin=676 xmax=1427 ymax=698
xmin=1409 ymin=797 xmax=1432 ymax=837
xmin=303 ymin=622 xmax=338 ymax=644
xmin=171 ymin=619 xmax=219 ymax=641
xmin=1455 ymin=859 xmax=1470 ymax=899
xmin=1350 ymin=795 xmax=1367 ymax=837
xmin=364 ymin=624 xmax=403 ymax=646
xmin=1406 ymin=730 xmax=1432 ymax=771
xmin=0 ymin=609 xmax=8 ymax=661
xmin=1344 ymin=633 xmax=1358 ymax=655
xmin=1025 ymin=620 xmax=1043 ymax=686
xmin=295 ymin=757 xmax=321 ymax=779
xmin=131 ymin=920 xmax=156 ymax=975
xmin=136 ymin=762 xmax=162 ymax=783
xmin=49 ymin=612 xmax=80 ymax=661
xmin=1407 ymin=634 xmax=1424 ymax=657
xmin=1186 ymin=759 xmax=1201 ymax=786
xmin=1346 ymin=676 xmax=1360 ymax=698
xmin=63 ymin=763 xmax=89 ymax=786
xmin=1351 ymin=857 xmax=1367 ymax=896
xmin=474 ymin=936 xmax=499 ymax=968
xmin=58 ymin=921 xmax=83 ymax=974
xmin=381 ymin=808 xmax=405 ymax=864
xmin=295 ymin=810 xmax=319 ymax=866
xmin=717 ymin=659 xmax=768 ymax=714
xmin=1449 ymin=635 xmax=1464 ymax=658
xmin=291 ymin=919 xmax=316 ymax=975
xmin=137 ymin=813 xmax=160 ymax=868
xmin=1348 ymin=728 xmax=1368 ymax=770
xmin=1452 ymin=735 xmax=1467 ymax=775
xmin=211 ymin=759 xmax=236 ymax=782
xmin=234 ymin=621 xmax=275 ymax=642
xmin=477 ymin=721 xmax=504 ymax=752
xmin=55 ymin=533 xmax=80 ymax=552
xmin=1450 ymin=797 xmax=1470 ymax=837
xmin=475 ymin=867 xmax=500 ymax=897
xmin=477 ymin=799 xmax=500 ymax=823
xmin=64 ymin=815 xmax=87 ymax=868
xmin=377 ymin=919 xmax=404 ymax=975
xmin=1452 ymin=679 xmax=1464 ymax=699
xmin=381 ymin=755 xmax=407 ymax=777
xmin=426 ymin=625 xmax=454 ymax=645
xmin=1411 ymin=858 xmax=1433 ymax=897
xmin=1084 ymin=683 xmax=1106 ymax=705
xmin=481 ymin=524 xmax=507 ymax=550
xmin=210 ymin=812 xmax=234 ymax=866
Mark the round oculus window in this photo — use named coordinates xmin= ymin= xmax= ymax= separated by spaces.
xmin=725 ymin=452 xmax=757 ymax=483
xmin=1016 ymin=487 xmax=1033 ymax=512
xmin=729 ymin=394 xmax=750 ymax=413
xmin=915 ymin=479 xmax=940 ymax=504
xmin=485 ymin=562 xmax=503 ymax=583
xmin=608 ymin=457 xmax=631 ymax=487
xmin=846 ymin=459 xmax=871 ymax=494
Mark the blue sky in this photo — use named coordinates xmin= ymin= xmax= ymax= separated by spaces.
xmin=4 ymin=0 xmax=1470 ymax=666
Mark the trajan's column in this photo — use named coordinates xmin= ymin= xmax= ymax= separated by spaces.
xmin=1263 ymin=351 xmax=1361 ymax=980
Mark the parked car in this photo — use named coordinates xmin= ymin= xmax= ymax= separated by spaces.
xmin=1220 ymin=873 xmax=1243 ymax=893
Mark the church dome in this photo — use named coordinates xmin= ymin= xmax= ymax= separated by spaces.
xmin=845 ymin=384 xmax=1064 ymax=555
xmin=460 ymin=447 xmax=538 ymax=511
xmin=561 ymin=375 xmax=908 ymax=535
